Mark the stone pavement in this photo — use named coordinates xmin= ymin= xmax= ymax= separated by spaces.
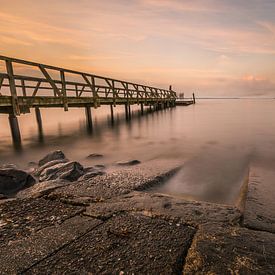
xmin=0 ymin=163 xmax=274 ymax=274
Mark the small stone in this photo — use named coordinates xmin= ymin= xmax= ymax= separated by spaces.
xmin=86 ymin=153 xmax=104 ymax=159
xmin=38 ymin=150 xmax=66 ymax=167
xmin=116 ymin=160 xmax=141 ymax=166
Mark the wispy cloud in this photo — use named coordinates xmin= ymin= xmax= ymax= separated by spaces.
xmin=0 ymin=0 xmax=275 ymax=96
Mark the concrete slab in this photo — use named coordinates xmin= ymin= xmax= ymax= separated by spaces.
xmin=0 ymin=198 xmax=84 ymax=245
xmin=48 ymin=160 xmax=182 ymax=202
xmin=0 ymin=216 xmax=101 ymax=274
xmin=25 ymin=213 xmax=196 ymax=274
xmin=85 ymin=191 xmax=241 ymax=226
xmin=243 ymin=167 xmax=275 ymax=233
xmin=183 ymin=223 xmax=275 ymax=274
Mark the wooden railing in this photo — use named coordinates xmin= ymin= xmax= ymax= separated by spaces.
xmin=0 ymin=56 xmax=177 ymax=115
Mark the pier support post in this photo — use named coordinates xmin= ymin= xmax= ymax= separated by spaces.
xmin=128 ymin=104 xmax=131 ymax=118
xmin=140 ymin=103 xmax=144 ymax=115
xmin=85 ymin=106 xmax=93 ymax=132
xmin=35 ymin=107 xmax=44 ymax=142
xmin=8 ymin=113 xmax=21 ymax=148
xmin=125 ymin=104 xmax=129 ymax=119
xmin=192 ymin=93 xmax=196 ymax=104
xmin=110 ymin=104 xmax=114 ymax=122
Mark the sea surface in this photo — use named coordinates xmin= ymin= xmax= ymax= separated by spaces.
xmin=1 ymin=99 xmax=275 ymax=204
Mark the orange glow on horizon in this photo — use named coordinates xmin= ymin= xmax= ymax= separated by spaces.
xmin=0 ymin=0 xmax=275 ymax=96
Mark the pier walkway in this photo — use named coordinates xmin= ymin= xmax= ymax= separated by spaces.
xmin=0 ymin=55 xmax=178 ymax=115
xmin=0 ymin=55 xmax=193 ymax=145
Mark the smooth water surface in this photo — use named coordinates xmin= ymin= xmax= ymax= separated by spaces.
xmin=1 ymin=100 xmax=275 ymax=204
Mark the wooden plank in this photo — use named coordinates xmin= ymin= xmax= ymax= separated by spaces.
xmin=0 ymin=76 xmax=4 ymax=91
xmin=82 ymin=74 xmax=98 ymax=107
xmin=32 ymin=81 xmax=41 ymax=97
xmin=21 ymin=79 xmax=27 ymax=96
xmin=39 ymin=65 xmax=61 ymax=97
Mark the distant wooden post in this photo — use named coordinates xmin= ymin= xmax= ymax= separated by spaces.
xmin=140 ymin=103 xmax=144 ymax=115
xmin=35 ymin=107 xmax=44 ymax=142
xmin=8 ymin=113 xmax=21 ymax=148
xmin=128 ymin=104 xmax=131 ymax=118
xmin=192 ymin=93 xmax=196 ymax=104
xmin=125 ymin=104 xmax=129 ymax=119
xmin=85 ymin=106 xmax=93 ymax=133
xmin=110 ymin=104 xmax=114 ymax=121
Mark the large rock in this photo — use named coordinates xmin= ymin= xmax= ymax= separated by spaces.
xmin=0 ymin=168 xmax=35 ymax=195
xmin=38 ymin=150 xmax=66 ymax=167
xmin=34 ymin=159 xmax=69 ymax=177
xmin=39 ymin=161 xmax=84 ymax=182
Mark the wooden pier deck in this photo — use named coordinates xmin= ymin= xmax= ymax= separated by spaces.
xmin=0 ymin=55 xmax=194 ymax=145
xmin=0 ymin=55 xmax=179 ymax=114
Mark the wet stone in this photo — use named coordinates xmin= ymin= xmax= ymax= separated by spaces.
xmin=49 ymin=164 xmax=181 ymax=201
xmin=25 ymin=213 xmax=196 ymax=274
xmin=0 ymin=168 xmax=36 ymax=196
xmin=116 ymin=159 xmax=141 ymax=166
xmin=39 ymin=161 xmax=84 ymax=182
xmin=38 ymin=150 xmax=66 ymax=167
xmin=86 ymin=153 xmax=104 ymax=159
xmin=0 ymin=216 xmax=101 ymax=274
xmin=0 ymin=197 xmax=84 ymax=246
xmin=16 ymin=179 xmax=70 ymax=199
xmin=183 ymin=223 xmax=275 ymax=274
xmin=243 ymin=167 xmax=275 ymax=233
xmin=85 ymin=191 xmax=241 ymax=226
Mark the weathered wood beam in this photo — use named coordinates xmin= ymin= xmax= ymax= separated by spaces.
xmin=5 ymin=60 xmax=20 ymax=115
xmin=21 ymin=79 xmax=27 ymax=96
xmin=82 ymin=74 xmax=98 ymax=107
xmin=39 ymin=65 xmax=61 ymax=97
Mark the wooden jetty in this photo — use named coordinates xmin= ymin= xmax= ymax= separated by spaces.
xmin=0 ymin=55 xmax=194 ymax=145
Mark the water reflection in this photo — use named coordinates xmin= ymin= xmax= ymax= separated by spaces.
xmin=1 ymin=100 xmax=275 ymax=204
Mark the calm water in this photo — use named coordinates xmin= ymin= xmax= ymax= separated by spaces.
xmin=1 ymin=100 xmax=275 ymax=204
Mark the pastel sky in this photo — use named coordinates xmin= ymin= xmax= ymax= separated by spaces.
xmin=1 ymin=0 xmax=275 ymax=96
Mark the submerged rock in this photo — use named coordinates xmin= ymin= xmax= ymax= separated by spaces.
xmin=78 ymin=171 xmax=106 ymax=181
xmin=86 ymin=153 xmax=104 ymax=159
xmin=39 ymin=161 xmax=84 ymax=182
xmin=94 ymin=164 xmax=105 ymax=169
xmin=38 ymin=150 xmax=66 ymax=167
xmin=116 ymin=160 xmax=141 ymax=166
xmin=0 ymin=168 xmax=36 ymax=195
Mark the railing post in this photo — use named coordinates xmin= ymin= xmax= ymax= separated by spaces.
xmin=5 ymin=60 xmax=20 ymax=115
xmin=85 ymin=106 xmax=93 ymax=133
xmin=110 ymin=104 xmax=114 ymax=122
xmin=140 ymin=103 xmax=144 ymax=115
xmin=125 ymin=104 xmax=129 ymax=119
xmin=60 ymin=70 xmax=68 ymax=111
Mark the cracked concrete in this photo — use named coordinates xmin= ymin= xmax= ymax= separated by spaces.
xmin=0 ymin=162 xmax=275 ymax=274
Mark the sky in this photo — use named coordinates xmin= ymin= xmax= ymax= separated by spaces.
xmin=0 ymin=0 xmax=275 ymax=96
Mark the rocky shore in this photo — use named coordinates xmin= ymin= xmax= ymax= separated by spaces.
xmin=0 ymin=151 xmax=274 ymax=274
